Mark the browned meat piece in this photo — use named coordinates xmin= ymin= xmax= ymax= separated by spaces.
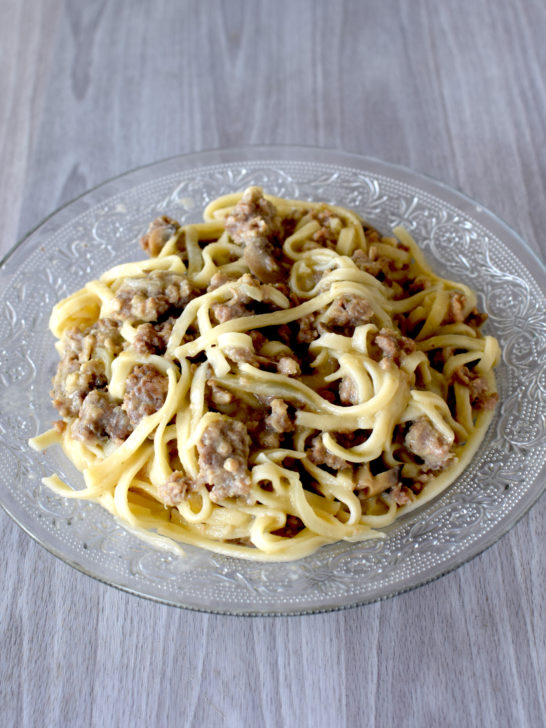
xmin=265 ymin=398 xmax=294 ymax=434
xmin=308 ymin=436 xmax=348 ymax=470
xmin=271 ymin=515 xmax=304 ymax=538
xmin=275 ymin=324 xmax=292 ymax=346
xmin=352 ymin=247 xmax=393 ymax=278
xmin=318 ymin=388 xmax=336 ymax=404
xmin=206 ymin=271 xmax=238 ymax=291
xmin=297 ymin=314 xmax=319 ymax=344
xmin=452 ymin=366 xmax=498 ymax=410
xmin=122 ymin=364 xmax=169 ymax=426
xmin=212 ymin=301 xmax=253 ymax=324
xmin=133 ymin=317 xmax=175 ymax=356
xmin=63 ymin=318 xmax=124 ymax=360
xmin=249 ymin=329 xmax=267 ymax=351
xmin=428 ymin=346 xmax=455 ymax=371
xmin=374 ymin=328 xmax=415 ymax=364
xmin=207 ymin=380 xmax=235 ymax=408
xmin=258 ymin=431 xmax=282 ymax=449
xmin=71 ymin=390 xmax=132 ymax=444
xmin=94 ymin=318 xmax=124 ymax=353
xmin=224 ymin=187 xmax=284 ymax=283
xmin=60 ymin=329 xmax=86 ymax=358
xmin=225 ymin=187 xmax=282 ymax=246
xmin=312 ymin=228 xmax=337 ymax=247
xmin=110 ymin=271 xmax=196 ymax=323
xmin=465 ymin=308 xmax=488 ymax=329
xmin=51 ymin=318 xmax=125 ymax=418
xmin=310 ymin=206 xmax=343 ymax=247
xmin=411 ymin=472 xmax=433 ymax=492
xmin=322 ymin=295 xmax=373 ymax=331
xmin=353 ymin=248 xmax=369 ymax=264
xmin=254 ymin=402 xmax=288 ymax=447
xmin=405 ymin=419 xmax=453 ymax=471
xmin=276 ymin=356 xmax=300 ymax=377
xmin=197 ymin=416 xmax=252 ymax=502
xmin=445 ymin=292 xmax=467 ymax=323
xmin=389 ymin=482 xmax=412 ymax=505
xmin=339 ymin=376 xmax=359 ymax=405
xmin=158 ymin=471 xmax=198 ymax=506
xmin=140 ymin=215 xmax=180 ymax=257
xmin=477 ymin=389 xmax=499 ymax=412
xmin=223 ymin=346 xmax=257 ymax=365
xmin=51 ymin=357 xmax=107 ymax=418
xmin=53 ymin=420 xmax=67 ymax=434
xmin=281 ymin=208 xmax=306 ymax=238
xmin=363 ymin=225 xmax=381 ymax=243
xmin=84 ymin=318 xmax=124 ymax=357
xmin=407 ymin=274 xmax=432 ymax=294
xmin=337 ymin=430 xmax=370 ymax=448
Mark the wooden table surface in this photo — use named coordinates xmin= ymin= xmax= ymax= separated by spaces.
xmin=1 ymin=1 xmax=544 ymax=726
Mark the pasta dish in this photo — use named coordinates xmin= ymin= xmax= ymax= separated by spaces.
xmin=30 ymin=187 xmax=500 ymax=561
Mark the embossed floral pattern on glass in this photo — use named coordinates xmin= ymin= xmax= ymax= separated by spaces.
xmin=0 ymin=148 xmax=544 ymax=614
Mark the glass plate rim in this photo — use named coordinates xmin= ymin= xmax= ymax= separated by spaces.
xmin=4 ymin=144 xmax=545 ymax=274
xmin=1 ymin=144 xmax=544 ymax=616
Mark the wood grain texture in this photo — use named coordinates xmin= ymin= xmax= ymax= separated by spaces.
xmin=1 ymin=1 xmax=544 ymax=726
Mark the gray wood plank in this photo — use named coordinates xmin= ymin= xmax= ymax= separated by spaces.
xmin=1 ymin=1 xmax=544 ymax=727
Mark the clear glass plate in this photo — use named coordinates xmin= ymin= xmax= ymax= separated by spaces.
xmin=1 ymin=146 xmax=544 ymax=615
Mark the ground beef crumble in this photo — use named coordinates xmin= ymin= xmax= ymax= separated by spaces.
xmin=310 ymin=206 xmax=343 ymax=247
xmin=388 ymin=482 xmax=413 ymax=506
xmin=339 ymin=376 xmax=359 ymax=405
xmin=465 ymin=309 xmax=488 ymax=329
xmin=265 ymin=398 xmax=295 ymax=435
xmin=133 ymin=317 xmax=176 ymax=356
xmin=452 ymin=366 xmax=498 ymax=410
xmin=158 ymin=471 xmax=198 ymax=506
xmin=110 ymin=271 xmax=196 ymax=323
xmin=296 ymin=314 xmax=319 ymax=344
xmin=308 ymin=436 xmax=348 ymax=470
xmin=122 ymin=364 xmax=169 ymax=426
xmin=445 ymin=292 xmax=467 ymax=324
xmin=207 ymin=379 xmax=236 ymax=409
xmin=224 ymin=187 xmax=285 ymax=283
xmin=66 ymin=318 xmax=124 ymax=358
xmin=51 ymin=357 xmax=107 ymax=418
xmin=404 ymin=418 xmax=453 ymax=471
xmin=197 ymin=416 xmax=252 ymax=502
xmin=374 ymin=328 xmax=416 ymax=364
xmin=352 ymin=247 xmax=396 ymax=280
xmin=206 ymin=271 xmax=238 ymax=292
xmin=225 ymin=187 xmax=282 ymax=246
xmin=71 ymin=390 xmax=132 ymax=444
xmin=321 ymin=295 xmax=373 ymax=333
xmin=271 ymin=515 xmax=304 ymax=538
xmin=276 ymin=356 xmax=301 ymax=377
xmin=51 ymin=319 xmax=126 ymax=418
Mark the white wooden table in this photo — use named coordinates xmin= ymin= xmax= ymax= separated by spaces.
xmin=1 ymin=1 xmax=544 ymax=726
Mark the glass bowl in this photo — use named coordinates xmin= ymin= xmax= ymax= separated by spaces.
xmin=1 ymin=146 xmax=544 ymax=615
